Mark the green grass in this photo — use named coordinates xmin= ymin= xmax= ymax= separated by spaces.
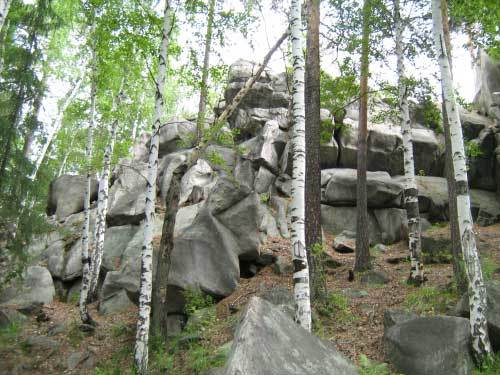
xmin=95 ymin=342 xmax=133 ymax=375
xmin=315 ymin=292 xmax=356 ymax=323
xmin=68 ymin=320 xmax=85 ymax=347
xmin=481 ymin=255 xmax=498 ymax=281
xmin=0 ymin=321 xmax=22 ymax=350
xmin=111 ymin=323 xmax=133 ymax=338
xmin=473 ymin=353 xmax=500 ymax=375
xmin=404 ymin=286 xmax=458 ymax=315
xmin=358 ymin=354 xmax=403 ymax=375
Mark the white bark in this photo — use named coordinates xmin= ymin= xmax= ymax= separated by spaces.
xmin=79 ymin=47 xmax=97 ymax=326
xmin=394 ymin=0 xmax=424 ymax=284
xmin=134 ymin=2 xmax=171 ymax=373
xmin=0 ymin=0 xmax=11 ymax=33
xmin=431 ymin=0 xmax=492 ymax=361
xmin=290 ymin=0 xmax=311 ymax=332
xmin=29 ymin=76 xmax=83 ymax=181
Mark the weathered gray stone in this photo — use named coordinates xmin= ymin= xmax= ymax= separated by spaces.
xmin=67 ymin=350 xmax=96 ymax=370
xmin=101 ymin=225 xmax=140 ymax=272
xmin=107 ymin=159 xmax=149 ymax=226
xmin=360 ymin=270 xmax=390 ymax=285
xmin=373 ymin=208 xmax=408 ymax=244
xmin=384 ymin=316 xmax=473 ymax=375
xmin=47 ymin=174 xmax=98 ymax=220
xmin=468 ymin=128 xmax=497 ymax=191
xmin=322 ymin=169 xmax=403 ymax=208
xmin=24 ymin=335 xmax=60 ymax=353
xmin=470 ymin=189 xmax=500 ymax=226
xmin=332 ymin=230 xmax=356 ymax=253
xmin=179 ymin=159 xmax=216 ymax=206
xmin=157 ymin=149 xmax=193 ymax=202
xmin=460 ymin=109 xmax=492 ymax=141
xmin=383 ymin=309 xmax=418 ymax=330
xmin=0 ymin=306 xmax=26 ymax=328
xmin=99 ymin=289 xmax=135 ymax=315
xmin=274 ymin=174 xmax=292 ymax=197
xmin=205 ymin=145 xmax=237 ymax=173
xmin=474 ymin=50 xmax=500 ymax=120
xmin=254 ymin=166 xmax=276 ymax=194
xmin=156 ymin=118 xmax=196 ymax=157
xmin=0 ymin=266 xmax=55 ymax=307
xmin=270 ymin=196 xmax=289 ymax=238
xmin=224 ymin=297 xmax=358 ymax=375
xmin=233 ymin=158 xmax=255 ymax=189
xmin=412 ymin=176 xmax=449 ymax=222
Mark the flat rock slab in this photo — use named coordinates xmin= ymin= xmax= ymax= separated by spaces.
xmin=224 ymin=297 xmax=358 ymax=375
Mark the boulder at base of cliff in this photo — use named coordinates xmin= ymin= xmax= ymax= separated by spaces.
xmin=384 ymin=316 xmax=473 ymax=375
xmin=224 ymin=297 xmax=358 ymax=375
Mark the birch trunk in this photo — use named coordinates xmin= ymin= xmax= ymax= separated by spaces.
xmin=0 ymin=0 xmax=11 ymax=33
xmin=29 ymin=76 xmax=83 ymax=181
xmin=57 ymin=138 xmax=74 ymax=177
xmin=134 ymin=1 xmax=171 ymax=373
xmin=354 ymin=0 xmax=371 ymax=272
xmin=394 ymin=0 xmax=424 ymax=284
xmin=431 ymin=0 xmax=492 ymax=361
xmin=195 ymin=0 xmax=215 ymax=144
xmin=79 ymin=46 xmax=98 ymax=327
xmin=290 ymin=0 xmax=311 ymax=332
xmin=89 ymin=119 xmax=118 ymax=298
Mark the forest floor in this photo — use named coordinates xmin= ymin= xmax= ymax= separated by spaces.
xmin=0 ymin=223 xmax=499 ymax=375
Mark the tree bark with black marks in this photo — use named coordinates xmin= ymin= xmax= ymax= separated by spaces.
xmin=432 ymin=0 xmax=492 ymax=362
xmin=394 ymin=0 xmax=424 ymax=285
xmin=0 ymin=0 xmax=11 ymax=34
xmin=354 ymin=0 xmax=371 ymax=272
xmin=290 ymin=0 xmax=312 ymax=332
xmin=305 ymin=0 xmax=326 ymax=303
xmin=134 ymin=1 xmax=172 ymax=373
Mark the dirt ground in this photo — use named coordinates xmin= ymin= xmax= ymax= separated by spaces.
xmin=1 ymin=223 xmax=499 ymax=374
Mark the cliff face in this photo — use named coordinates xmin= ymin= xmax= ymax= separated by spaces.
xmin=2 ymin=59 xmax=500 ymax=332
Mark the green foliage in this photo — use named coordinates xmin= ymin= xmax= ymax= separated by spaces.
xmin=206 ymin=151 xmax=226 ymax=168
xmin=186 ymin=344 xmax=226 ymax=374
xmin=68 ymin=320 xmax=86 ymax=347
xmin=0 ymin=321 xmax=22 ymax=350
xmin=183 ymin=288 xmax=215 ymax=316
xmin=259 ymin=193 xmax=270 ymax=203
xmin=473 ymin=352 xmax=500 ymax=375
xmin=407 ymin=78 xmax=442 ymax=133
xmin=404 ymin=286 xmax=458 ymax=315
xmin=480 ymin=255 xmax=497 ymax=281
xmin=316 ymin=292 xmax=354 ymax=323
xmin=465 ymin=140 xmax=483 ymax=159
xmin=358 ymin=354 xmax=402 ymax=375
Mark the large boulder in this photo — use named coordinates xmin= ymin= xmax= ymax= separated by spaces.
xmin=467 ymin=128 xmax=497 ymax=191
xmin=412 ymin=176 xmax=449 ymax=222
xmin=156 ymin=118 xmax=196 ymax=158
xmin=474 ymin=50 xmax=500 ymax=120
xmin=47 ymin=174 xmax=98 ymax=220
xmin=157 ymin=149 xmax=193 ymax=203
xmin=322 ymin=169 xmax=403 ymax=208
xmin=384 ymin=316 xmax=473 ymax=375
xmin=231 ymin=107 xmax=290 ymax=139
xmin=454 ymin=281 xmax=500 ymax=351
xmin=0 ymin=266 xmax=55 ymax=307
xmin=338 ymin=122 xmax=443 ymax=176
xmin=179 ymin=159 xmax=216 ymax=206
xmin=224 ymin=297 xmax=358 ymax=375
xmin=460 ymin=109 xmax=492 ymax=141
xmin=470 ymin=189 xmax=500 ymax=226
xmin=107 ymin=159 xmax=149 ymax=226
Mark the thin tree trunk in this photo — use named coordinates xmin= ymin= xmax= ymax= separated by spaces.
xmin=79 ymin=41 xmax=98 ymax=327
xmin=134 ymin=2 xmax=172 ymax=373
xmin=195 ymin=0 xmax=216 ymax=144
xmin=29 ymin=76 xmax=83 ymax=181
xmin=432 ymin=0 xmax=492 ymax=362
xmin=57 ymin=138 xmax=74 ymax=177
xmin=216 ymin=30 xmax=288 ymax=125
xmin=354 ymin=0 xmax=371 ymax=272
xmin=394 ymin=0 xmax=424 ymax=285
xmin=304 ymin=0 xmax=326 ymax=303
xmin=290 ymin=0 xmax=312 ymax=332
xmin=151 ymin=165 xmax=183 ymax=340
xmin=0 ymin=0 xmax=11 ymax=34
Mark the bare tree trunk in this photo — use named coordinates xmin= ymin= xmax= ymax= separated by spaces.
xmin=79 ymin=41 xmax=98 ymax=327
xmin=290 ymin=0 xmax=312 ymax=332
xmin=354 ymin=0 xmax=371 ymax=272
xmin=432 ymin=0 xmax=492 ymax=362
xmin=195 ymin=0 xmax=216 ymax=144
xmin=151 ymin=165 xmax=183 ymax=340
xmin=29 ymin=76 xmax=83 ymax=181
xmin=394 ymin=0 xmax=424 ymax=285
xmin=57 ymin=138 xmax=75 ymax=177
xmin=0 ymin=0 xmax=11 ymax=34
xmin=304 ymin=0 xmax=326 ymax=303
xmin=134 ymin=2 xmax=172 ymax=373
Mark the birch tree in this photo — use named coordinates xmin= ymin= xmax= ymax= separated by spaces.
xmin=394 ymin=0 xmax=424 ymax=285
xmin=431 ymin=0 xmax=492 ymax=362
xmin=195 ymin=0 xmax=216 ymax=145
xmin=89 ymin=83 xmax=124 ymax=298
xmin=79 ymin=41 xmax=98 ymax=326
xmin=354 ymin=0 xmax=371 ymax=272
xmin=0 ymin=0 xmax=11 ymax=33
xmin=134 ymin=1 xmax=172 ymax=373
xmin=290 ymin=0 xmax=311 ymax=332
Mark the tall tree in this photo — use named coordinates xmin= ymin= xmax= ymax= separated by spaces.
xmin=290 ymin=0 xmax=312 ymax=332
xmin=431 ymin=0 xmax=492 ymax=362
xmin=394 ymin=0 xmax=424 ymax=285
xmin=304 ymin=0 xmax=325 ymax=302
xmin=0 ymin=0 xmax=10 ymax=33
xmin=195 ymin=0 xmax=216 ymax=145
xmin=134 ymin=1 xmax=172 ymax=373
xmin=79 ymin=33 xmax=98 ymax=326
xmin=354 ymin=0 xmax=371 ymax=272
